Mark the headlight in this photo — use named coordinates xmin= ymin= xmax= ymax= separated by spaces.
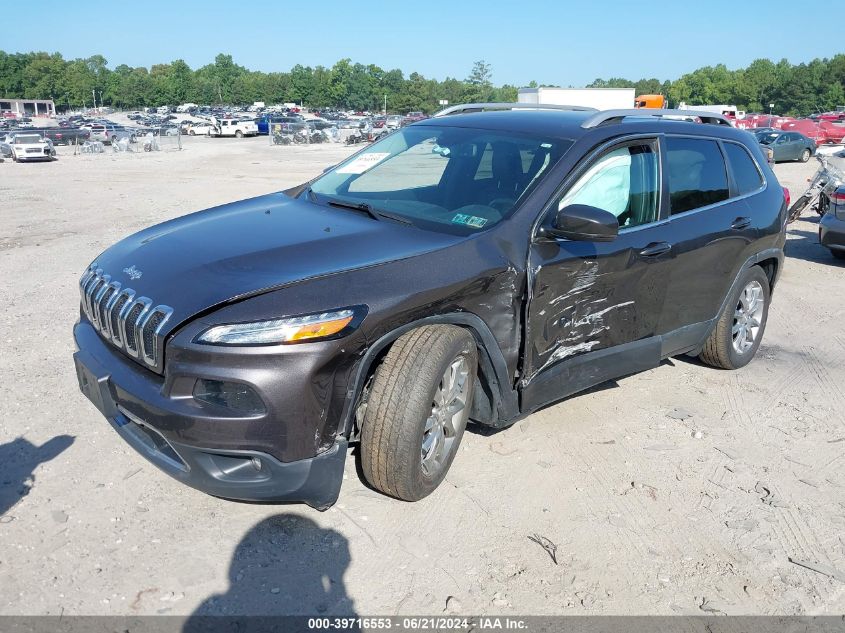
xmin=195 ymin=307 xmax=363 ymax=346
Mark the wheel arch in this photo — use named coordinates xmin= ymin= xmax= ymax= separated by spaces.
xmin=756 ymin=255 xmax=780 ymax=293
xmin=338 ymin=313 xmax=520 ymax=440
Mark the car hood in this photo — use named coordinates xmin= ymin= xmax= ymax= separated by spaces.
xmin=89 ymin=192 xmax=461 ymax=334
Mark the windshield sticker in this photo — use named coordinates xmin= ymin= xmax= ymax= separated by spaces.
xmin=452 ymin=214 xmax=488 ymax=229
xmin=336 ymin=152 xmax=391 ymax=174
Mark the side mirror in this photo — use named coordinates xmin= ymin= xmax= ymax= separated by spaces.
xmin=546 ymin=204 xmax=619 ymax=242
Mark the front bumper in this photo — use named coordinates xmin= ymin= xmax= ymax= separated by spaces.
xmin=73 ymin=323 xmax=349 ymax=509
xmin=17 ymin=151 xmax=52 ymax=161
xmin=820 ymin=212 xmax=845 ymax=252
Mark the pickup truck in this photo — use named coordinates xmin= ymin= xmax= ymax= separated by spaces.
xmin=209 ymin=117 xmax=258 ymax=138
xmin=29 ymin=127 xmax=91 ymax=146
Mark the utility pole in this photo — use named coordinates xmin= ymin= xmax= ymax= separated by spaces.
xmin=384 ymin=94 xmax=387 ymax=115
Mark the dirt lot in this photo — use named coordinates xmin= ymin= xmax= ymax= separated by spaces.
xmin=1 ymin=136 xmax=844 ymax=617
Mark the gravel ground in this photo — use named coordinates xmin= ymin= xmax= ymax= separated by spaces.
xmin=1 ymin=137 xmax=844 ymax=617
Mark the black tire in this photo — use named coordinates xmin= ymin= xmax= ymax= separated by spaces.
xmin=831 ymin=249 xmax=845 ymax=261
xmin=800 ymin=148 xmax=811 ymax=163
xmin=235 ymin=130 xmax=243 ymax=138
xmin=699 ymin=266 xmax=770 ymax=370
xmin=361 ymin=325 xmax=477 ymax=501
xmin=189 ymin=130 xmax=195 ymax=136
xmin=787 ymin=194 xmax=811 ymax=223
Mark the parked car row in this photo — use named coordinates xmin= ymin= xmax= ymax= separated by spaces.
xmin=735 ymin=112 xmax=845 ymax=145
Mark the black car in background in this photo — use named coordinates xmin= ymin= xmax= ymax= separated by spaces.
xmin=73 ymin=105 xmax=787 ymax=509
xmin=755 ymin=129 xmax=816 ymax=163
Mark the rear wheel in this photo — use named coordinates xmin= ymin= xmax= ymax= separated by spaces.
xmin=699 ymin=266 xmax=770 ymax=370
xmin=800 ymin=148 xmax=811 ymax=163
xmin=361 ymin=325 xmax=477 ymax=501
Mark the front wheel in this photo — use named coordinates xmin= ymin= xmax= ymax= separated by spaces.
xmin=800 ymin=148 xmax=811 ymax=163
xmin=360 ymin=325 xmax=477 ymax=501
xmin=235 ymin=130 xmax=243 ymax=138
xmin=788 ymin=193 xmax=812 ymax=223
xmin=831 ymin=249 xmax=845 ymax=261
xmin=699 ymin=266 xmax=770 ymax=370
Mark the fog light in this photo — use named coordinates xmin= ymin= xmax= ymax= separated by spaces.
xmin=193 ymin=379 xmax=266 ymax=415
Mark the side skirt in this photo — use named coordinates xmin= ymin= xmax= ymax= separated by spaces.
xmin=519 ymin=318 xmax=715 ymax=416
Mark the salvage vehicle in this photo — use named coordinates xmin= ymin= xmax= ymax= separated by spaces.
xmin=73 ymin=105 xmax=787 ymax=509
xmin=5 ymin=133 xmax=55 ymax=161
xmin=755 ymin=130 xmax=816 ymax=162
xmin=789 ymin=155 xmax=845 ymax=223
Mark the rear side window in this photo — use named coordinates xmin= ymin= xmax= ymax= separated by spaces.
xmin=724 ymin=142 xmax=763 ymax=195
xmin=666 ymin=137 xmax=729 ymax=214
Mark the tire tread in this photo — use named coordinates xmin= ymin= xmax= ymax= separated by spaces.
xmin=361 ymin=325 xmax=475 ymax=500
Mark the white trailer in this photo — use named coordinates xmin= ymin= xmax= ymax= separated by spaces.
xmin=517 ymin=87 xmax=635 ymax=110
xmin=677 ymin=102 xmax=745 ymax=119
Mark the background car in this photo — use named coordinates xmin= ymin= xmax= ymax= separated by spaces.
xmin=5 ymin=132 xmax=55 ymax=162
xmin=256 ymin=115 xmax=301 ymax=135
xmin=754 ymin=130 xmax=816 ymax=162
xmin=186 ymin=121 xmax=214 ymax=136
xmin=819 ymin=181 xmax=845 ymax=260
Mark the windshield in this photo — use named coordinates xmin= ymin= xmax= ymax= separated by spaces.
xmin=755 ymin=132 xmax=779 ymax=145
xmin=309 ymin=125 xmax=571 ymax=235
xmin=15 ymin=135 xmax=42 ymax=144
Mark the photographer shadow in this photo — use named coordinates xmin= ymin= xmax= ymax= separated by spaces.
xmin=185 ymin=514 xmax=358 ymax=632
xmin=0 ymin=435 xmax=74 ymax=516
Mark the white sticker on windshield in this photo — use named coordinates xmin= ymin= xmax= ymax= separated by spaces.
xmin=336 ymin=152 xmax=391 ymax=174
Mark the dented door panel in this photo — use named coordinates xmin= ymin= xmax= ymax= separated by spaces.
xmin=523 ymin=227 xmax=672 ymax=386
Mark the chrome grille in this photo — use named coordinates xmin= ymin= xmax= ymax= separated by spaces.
xmin=79 ymin=264 xmax=173 ymax=369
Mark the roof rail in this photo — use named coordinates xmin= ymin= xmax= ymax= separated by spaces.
xmin=581 ymin=108 xmax=732 ymax=128
xmin=433 ymin=102 xmax=598 ymax=117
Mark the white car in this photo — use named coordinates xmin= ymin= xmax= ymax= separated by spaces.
xmin=6 ymin=133 xmax=56 ymax=162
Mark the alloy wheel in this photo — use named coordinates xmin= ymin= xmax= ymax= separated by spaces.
xmin=421 ymin=356 xmax=469 ymax=477
xmin=732 ymin=280 xmax=765 ymax=354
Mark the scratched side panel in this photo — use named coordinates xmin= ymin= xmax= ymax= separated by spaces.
xmin=522 ymin=232 xmax=672 ymax=388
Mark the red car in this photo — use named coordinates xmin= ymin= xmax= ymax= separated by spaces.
xmin=811 ymin=111 xmax=845 ymax=123
xmin=403 ymin=111 xmax=428 ymax=124
xmin=781 ymin=119 xmax=845 ymax=144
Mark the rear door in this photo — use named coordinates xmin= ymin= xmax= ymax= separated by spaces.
xmin=656 ymin=136 xmax=760 ymax=352
xmin=522 ymin=137 xmax=673 ymax=407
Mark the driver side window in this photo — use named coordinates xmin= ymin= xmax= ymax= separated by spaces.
xmin=558 ymin=142 xmax=660 ymax=229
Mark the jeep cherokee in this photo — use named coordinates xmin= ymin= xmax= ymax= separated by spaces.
xmin=73 ymin=105 xmax=787 ymax=509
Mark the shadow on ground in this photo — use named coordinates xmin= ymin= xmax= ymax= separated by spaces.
xmin=185 ymin=514 xmax=357 ymax=630
xmin=786 ymin=216 xmax=844 ymax=266
xmin=0 ymin=435 xmax=75 ymax=516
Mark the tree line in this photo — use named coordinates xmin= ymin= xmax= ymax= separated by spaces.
xmin=588 ymin=55 xmax=845 ymax=116
xmin=1 ymin=50 xmax=844 ymax=116
xmin=0 ymin=52 xmax=515 ymax=113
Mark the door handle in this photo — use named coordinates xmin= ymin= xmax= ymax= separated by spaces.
xmin=731 ymin=217 xmax=751 ymax=230
xmin=638 ymin=241 xmax=672 ymax=257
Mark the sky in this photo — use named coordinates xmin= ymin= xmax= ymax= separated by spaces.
xmin=4 ymin=0 xmax=842 ymax=87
